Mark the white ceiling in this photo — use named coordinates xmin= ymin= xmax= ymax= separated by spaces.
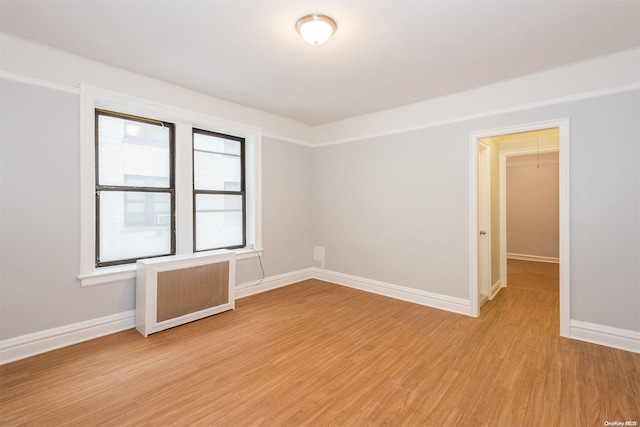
xmin=1 ymin=1 xmax=638 ymax=126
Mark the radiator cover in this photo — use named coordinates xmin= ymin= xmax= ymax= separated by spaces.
xmin=136 ymin=250 xmax=235 ymax=337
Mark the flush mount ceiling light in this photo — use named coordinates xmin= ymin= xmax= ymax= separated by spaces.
xmin=296 ymin=14 xmax=337 ymax=46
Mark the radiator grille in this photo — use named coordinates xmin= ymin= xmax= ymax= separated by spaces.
xmin=156 ymin=262 xmax=229 ymax=322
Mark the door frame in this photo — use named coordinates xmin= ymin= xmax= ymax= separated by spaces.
xmin=468 ymin=118 xmax=570 ymax=338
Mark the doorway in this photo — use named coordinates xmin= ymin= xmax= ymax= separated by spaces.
xmin=500 ymin=140 xmax=560 ymax=290
xmin=469 ymin=119 xmax=570 ymax=337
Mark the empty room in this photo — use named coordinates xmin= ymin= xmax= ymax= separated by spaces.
xmin=1 ymin=1 xmax=639 ymax=426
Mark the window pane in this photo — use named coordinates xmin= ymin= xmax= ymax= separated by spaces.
xmin=194 ymin=132 xmax=241 ymax=155
xmin=193 ymin=132 xmax=242 ymax=191
xmin=98 ymin=115 xmax=171 ymax=187
xmin=195 ymin=194 xmax=244 ymax=250
xmin=194 ymin=151 xmax=241 ymax=191
xmin=99 ymin=191 xmax=172 ymax=262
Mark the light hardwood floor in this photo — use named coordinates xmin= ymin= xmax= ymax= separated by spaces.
xmin=507 ymin=258 xmax=559 ymax=294
xmin=1 ymin=271 xmax=639 ymax=426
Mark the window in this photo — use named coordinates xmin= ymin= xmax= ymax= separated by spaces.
xmin=123 ymin=175 xmax=172 ymax=227
xmin=79 ymin=85 xmax=261 ymax=287
xmin=193 ymin=129 xmax=245 ymax=251
xmin=95 ymin=109 xmax=175 ymax=266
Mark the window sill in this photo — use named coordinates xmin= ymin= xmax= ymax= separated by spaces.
xmin=78 ymin=264 xmax=137 ymax=287
xmin=78 ymin=247 xmax=263 ymax=288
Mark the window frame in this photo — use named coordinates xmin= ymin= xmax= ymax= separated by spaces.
xmin=192 ymin=128 xmax=246 ymax=252
xmin=94 ymin=109 xmax=177 ymax=267
xmin=79 ymin=85 xmax=262 ymax=287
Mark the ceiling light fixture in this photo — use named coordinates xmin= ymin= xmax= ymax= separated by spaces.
xmin=296 ymin=14 xmax=337 ymax=46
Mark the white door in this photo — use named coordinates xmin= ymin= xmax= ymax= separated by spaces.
xmin=478 ymin=142 xmax=491 ymax=306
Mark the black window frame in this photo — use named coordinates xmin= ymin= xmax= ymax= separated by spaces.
xmin=95 ymin=109 xmax=176 ymax=267
xmin=192 ymin=128 xmax=246 ymax=252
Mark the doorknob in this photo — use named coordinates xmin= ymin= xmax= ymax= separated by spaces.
xmin=479 ymin=231 xmax=487 ymax=235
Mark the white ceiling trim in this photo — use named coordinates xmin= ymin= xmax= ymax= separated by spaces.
xmin=311 ymin=82 xmax=640 ymax=147
xmin=0 ymin=70 xmax=79 ymax=95
xmin=0 ymin=70 xmax=314 ymax=148
xmin=4 ymin=70 xmax=638 ymax=150
xmin=2 ymin=36 xmax=638 ymax=149
xmin=261 ymin=132 xmax=314 ymax=148
xmin=310 ymin=48 xmax=640 ymax=146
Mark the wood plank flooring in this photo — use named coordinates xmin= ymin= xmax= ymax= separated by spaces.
xmin=1 ymin=270 xmax=639 ymax=426
xmin=507 ymin=258 xmax=559 ymax=294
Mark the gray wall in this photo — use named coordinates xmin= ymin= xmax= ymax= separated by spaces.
xmin=258 ymin=137 xmax=312 ymax=277
xmin=1 ymin=80 xmax=132 ymax=339
xmin=312 ymin=90 xmax=639 ymax=332
xmin=312 ymin=127 xmax=470 ymax=298
xmin=567 ymin=91 xmax=639 ymax=331
xmin=0 ymin=80 xmax=313 ymax=340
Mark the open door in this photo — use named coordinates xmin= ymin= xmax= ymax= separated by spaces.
xmin=477 ymin=141 xmax=491 ymax=307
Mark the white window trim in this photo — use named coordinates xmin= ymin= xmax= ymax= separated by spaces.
xmin=79 ymin=85 xmax=262 ymax=287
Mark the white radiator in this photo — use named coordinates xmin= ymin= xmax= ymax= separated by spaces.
xmin=135 ymin=250 xmax=235 ymax=337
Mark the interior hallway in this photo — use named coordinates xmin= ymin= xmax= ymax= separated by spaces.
xmin=507 ymin=258 xmax=559 ymax=294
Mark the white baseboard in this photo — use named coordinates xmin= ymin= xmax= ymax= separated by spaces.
xmin=0 ymin=310 xmax=136 ymax=365
xmin=570 ymin=320 xmax=640 ymax=354
xmin=0 ymin=267 xmax=469 ymax=364
xmin=507 ymin=253 xmax=559 ymax=263
xmin=491 ymin=279 xmax=503 ymax=299
xmin=312 ymin=268 xmax=472 ymax=316
xmin=235 ymin=268 xmax=313 ymax=299
xmin=0 ymin=268 xmax=314 ymax=365
xmin=4 ymin=267 xmax=636 ymax=364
